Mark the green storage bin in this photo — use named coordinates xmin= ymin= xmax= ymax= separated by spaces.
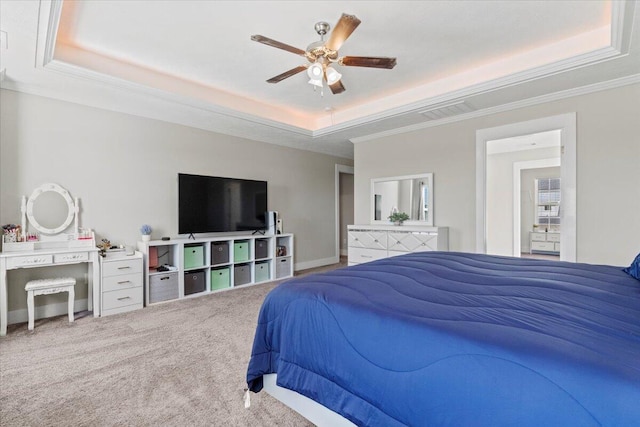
xmin=255 ymin=261 xmax=270 ymax=283
xmin=184 ymin=245 xmax=204 ymax=269
xmin=233 ymin=240 xmax=250 ymax=262
xmin=210 ymin=267 xmax=231 ymax=291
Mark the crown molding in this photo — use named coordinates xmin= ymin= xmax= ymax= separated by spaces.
xmin=351 ymin=73 xmax=640 ymax=144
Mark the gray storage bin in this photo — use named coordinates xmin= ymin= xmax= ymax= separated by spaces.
xmin=211 ymin=241 xmax=229 ymax=265
xmin=149 ymin=272 xmax=179 ymax=303
xmin=255 ymin=239 xmax=269 ymax=260
xmin=276 ymin=258 xmax=291 ymax=279
xmin=234 ymin=263 xmax=251 ymax=286
xmin=184 ymin=270 xmax=206 ymax=295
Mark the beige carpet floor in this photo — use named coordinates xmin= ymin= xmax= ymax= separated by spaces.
xmin=0 ymin=261 xmax=345 ymax=426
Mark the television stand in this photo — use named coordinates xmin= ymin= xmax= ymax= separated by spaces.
xmin=137 ymin=233 xmax=294 ymax=306
xmin=252 ymin=230 xmax=266 ymax=235
xmin=188 ymin=233 xmax=196 ymax=240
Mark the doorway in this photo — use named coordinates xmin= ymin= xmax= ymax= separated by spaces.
xmin=476 ymin=113 xmax=576 ymax=262
xmin=335 ymin=164 xmax=354 ymax=264
xmin=485 ymin=130 xmax=561 ymax=257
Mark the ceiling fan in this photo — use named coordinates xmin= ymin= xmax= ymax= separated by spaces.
xmin=251 ymin=13 xmax=397 ymax=95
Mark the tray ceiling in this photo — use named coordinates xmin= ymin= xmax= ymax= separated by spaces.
xmin=1 ymin=1 xmax=638 ymax=158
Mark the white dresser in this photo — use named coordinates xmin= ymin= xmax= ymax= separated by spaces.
xmin=100 ymin=251 xmax=144 ymax=316
xmin=347 ymin=225 xmax=449 ymax=266
xmin=530 ymin=232 xmax=560 ymax=255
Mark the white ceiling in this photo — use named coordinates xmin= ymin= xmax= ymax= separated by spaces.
xmin=1 ymin=1 xmax=639 ymax=159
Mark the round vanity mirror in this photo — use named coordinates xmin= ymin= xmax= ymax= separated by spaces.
xmin=26 ymin=183 xmax=75 ymax=234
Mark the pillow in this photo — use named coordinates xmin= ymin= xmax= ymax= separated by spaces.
xmin=623 ymin=252 xmax=640 ymax=280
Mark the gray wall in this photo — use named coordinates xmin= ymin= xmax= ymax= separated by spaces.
xmin=353 ymin=83 xmax=640 ymax=266
xmin=0 ymin=89 xmax=352 ymax=311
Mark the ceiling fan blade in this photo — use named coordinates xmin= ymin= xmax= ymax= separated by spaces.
xmin=329 ymin=80 xmax=346 ymax=95
xmin=251 ymin=35 xmax=307 ymax=56
xmin=325 ymin=14 xmax=361 ymax=51
xmin=266 ymin=65 xmax=308 ymax=83
xmin=340 ymin=56 xmax=397 ymax=69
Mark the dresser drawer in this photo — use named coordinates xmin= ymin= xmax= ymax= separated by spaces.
xmin=546 ymin=233 xmax=561 ymax=243
xmin=531 ymin=241 xmax=555 ymax=251
xmin=531 ymin=232 xmax=547 ymax=241
xmin=348 ymin=231 xmax=387 ymax=250
xmin=389 ymin=232 xmax=438 ymax=252
xmin=102 ymin=258 xmax=143 ymax=277
xmin=102 ymin=287 xmax=143 ymax=312
xmin=102 ymin=273 xmax=142 ymax=292
xmin=348 ymin=247 xmax=387 ymax=264
xmin=6 ymin=254 xmax=53 ymax=269
xmin=53 ymin=252 xmax=89 ymax=263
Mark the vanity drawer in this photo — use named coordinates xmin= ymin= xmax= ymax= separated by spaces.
xmin=102 ymin=258 xmax=143 ymax=277
xmin=102 ymin=287 xmax=143 ymax=312
xmin=6 ymin=254 xmax=53 ymax=269
xmin=102 ymin=273 xmax=142 ymax=292
xmin=54 ymin=252 xmax=88 ymax=264
xmin=348 ymin=247 xmax=387 ymax=264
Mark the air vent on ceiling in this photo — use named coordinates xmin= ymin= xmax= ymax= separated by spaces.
xmin=419 ymin=101 xmax=475 ymax=121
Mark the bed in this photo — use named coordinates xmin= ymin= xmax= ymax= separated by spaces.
xmin=246 ymin=252 xmax=640 ymax=426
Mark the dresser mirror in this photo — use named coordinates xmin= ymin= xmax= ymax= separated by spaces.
xmin=25 ymin=183 xmax=77 ymax=235
xmin=371 ymin=173 xmax=434 ymax=226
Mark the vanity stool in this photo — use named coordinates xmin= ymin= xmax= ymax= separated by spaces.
xmin=25 ymin=277 xmax=76 ymax=331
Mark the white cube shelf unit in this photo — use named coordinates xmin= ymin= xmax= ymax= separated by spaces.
xmin=137 ymin=233 xmax=294 ymax=306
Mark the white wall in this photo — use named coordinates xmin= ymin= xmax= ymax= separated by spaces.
xmin=353 ymin=83 xmax=640 ymax=266
xmin=521 ymin=166 xmax=560 ymax=253
xmin=486 ymin=146 xmax=560 ymax=256
xmin=0 ymin=89 xmax=352 ymax=311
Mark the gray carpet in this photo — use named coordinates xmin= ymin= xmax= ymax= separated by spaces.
xmin=0 ymin=274 xmax=328 ymax=426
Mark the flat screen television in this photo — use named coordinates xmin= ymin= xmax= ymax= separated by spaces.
xmin=178 ymin=173 xmax=268 ymax=234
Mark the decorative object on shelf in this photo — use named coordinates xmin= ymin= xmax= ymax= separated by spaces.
xmin=388 ymin=211 xmax=410 ymax=226
xmin=97 ymin=238 xmax=111 ymax=257
xmin=2 ymin=224 xmax=22 ymax=243
xmin=140 ymin=224 xmax=152 ymax=242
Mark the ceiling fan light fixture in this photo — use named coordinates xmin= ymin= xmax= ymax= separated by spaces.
xmin=307 ymin=62 xmax=323 ymax=79
xmin=325 ymin=66 xmax=342 ymax=84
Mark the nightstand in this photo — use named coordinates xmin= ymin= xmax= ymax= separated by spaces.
xmin=100 ymin=251 xmax=143 ymax=316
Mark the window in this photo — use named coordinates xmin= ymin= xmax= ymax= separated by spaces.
xmin=535 ymin=178 xmax=560 ymax=231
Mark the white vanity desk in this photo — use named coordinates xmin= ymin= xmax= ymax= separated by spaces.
xmin=0 ymin=183 xmax=100 ymax=336
xmin=0 ymin=247 xmax=101 ymax=336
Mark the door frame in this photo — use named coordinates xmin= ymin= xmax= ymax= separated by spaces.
xmin=335 ymin=164 xmax=354 ymax=263
xmin=512 ymin=158 xmax=561 ymax=256
xmin=476 ymin=113 xmax=576 ymax=261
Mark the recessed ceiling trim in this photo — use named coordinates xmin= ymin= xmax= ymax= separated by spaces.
xmin=611 ymin=0 xmax=635 ymax=52
xmin=311 ymin=46 xmax=624 ymax=139
xmin=43 ymin=56 xmax=316 ymax=138
xmin=39 ymin=0 xmax=62 ymax=68
xmin=351 ymin=73 xmax=640 ymax=144
xmin=38 ymin=1 xmax=632 ymax=139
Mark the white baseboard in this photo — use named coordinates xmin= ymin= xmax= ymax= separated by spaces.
xmin=295 ymin=256 xmax=339 ymax=272
xmin=8 ymin=299 xmax=88 ymax=325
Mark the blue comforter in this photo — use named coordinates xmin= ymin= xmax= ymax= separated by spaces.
xmin=246 ymin=252 xmax=640 ymax=426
